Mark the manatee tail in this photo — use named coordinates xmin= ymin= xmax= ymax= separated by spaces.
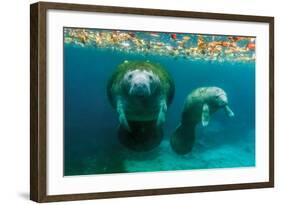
xmin=170 ymin=123 xmax=196 ymax=155
xmin=118 ymin=121 xmax=163 ymax=152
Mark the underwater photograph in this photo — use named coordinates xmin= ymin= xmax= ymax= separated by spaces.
xmin=63 ymin=27 xmax=256 ymax=176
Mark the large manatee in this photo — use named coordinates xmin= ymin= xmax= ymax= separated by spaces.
xmin=170 ymin=87 xmax=234 ymax=155
xmin=107 ymin=60 xmax=175 ymax=151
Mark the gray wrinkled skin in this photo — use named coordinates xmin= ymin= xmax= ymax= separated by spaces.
xmin=170 ymin=86 xmax=234 ymax=155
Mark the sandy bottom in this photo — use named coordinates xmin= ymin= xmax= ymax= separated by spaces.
xmin=68 ymin=127 xmax=255 ymax=176
xmin=124 ymin=129 xmax=255 ymax=172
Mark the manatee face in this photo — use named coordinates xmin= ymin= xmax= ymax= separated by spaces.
xmin=122 ymin=69 xmax=160 ymax=97
xmin=207 ymin=87 xmax=228 ymax=107
xmin=206 ymin=87 xmax=234 ymax=117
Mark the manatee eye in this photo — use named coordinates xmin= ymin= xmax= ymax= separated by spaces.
xmin=128 ymin=74 xmax=133 ymax=79
xmin=148 ymin=75 xmax=153 ymax=80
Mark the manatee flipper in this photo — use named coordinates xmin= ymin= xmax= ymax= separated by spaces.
xmin=201 ymin=103 xmax=210 ymax=127
xmin=225 ymin=105 xmax=235 ymax=117
xmin=117 ymin=98 xmax=130 ymax=131
xmin=156 ymin=98 xmax=167 ymax=126
xmin=170 ymin=123 xmax=196 ymax=155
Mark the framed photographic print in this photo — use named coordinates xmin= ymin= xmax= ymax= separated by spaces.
xmin=30 ymin=1 xmax=274 ymax=202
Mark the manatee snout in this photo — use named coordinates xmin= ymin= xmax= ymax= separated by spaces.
xmin=217 ymin=93 xmax=228 ymax=106
xmin=129 ymin=80 xmax=151 ymax=96
xmin=209 ymin=87 xmax=227 ymax=106
xmin=217 ymin=95 xmax=235 ymax=117
xmin=211 ymin=87 xmax=234 ymax=117
xmin=124 ymin=69 xmax=160 ymax=97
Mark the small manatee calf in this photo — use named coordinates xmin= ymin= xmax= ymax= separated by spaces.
xmin=170 ymin=87 xmax=234 ymax=155
xmin=107 ymin=60 xmax=175 ymax=151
